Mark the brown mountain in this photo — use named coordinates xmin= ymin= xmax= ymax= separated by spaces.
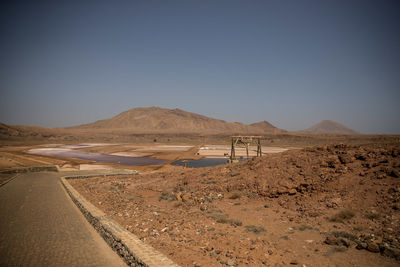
xmin=302 ymin=120 xmax=359 ymax=135
xmin=0 ymin=123 xmax=22 ymax=137
xmin=249 ymin=121 xmax=285 ymax=134
xmin=0 ymin=122 xmax=60 ymax=139
xmin=72 ymin=107 xmax=285 ymax=134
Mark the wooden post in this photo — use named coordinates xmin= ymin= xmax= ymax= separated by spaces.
xmin=182 ymin=160 xmax=188 ymax=168
xmin=230 ymin=136 xmax=262 ymax=162
xmin=230 ymin=137 xmax=236 ymax=162
xmin=257 ymin=138 xmax=262 ymax=157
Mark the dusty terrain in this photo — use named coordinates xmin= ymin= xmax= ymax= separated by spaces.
xmin=1 ymin=107 xmax=383 ymax=146
xmin=70 ymin=142 xmax=400 ymax=267
xmin=0 ymin=145 xmax=68 ymax=170
xmin=1 ymin=126 xmax=399 ymax=173
xmin=1 ymin=114 xmax=400 ymax=266
xmin=1 ymin=120 xmax=400 ymax=266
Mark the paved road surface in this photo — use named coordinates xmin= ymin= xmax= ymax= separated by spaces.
xmin=0 ymin=171 xmax=127 ymax=266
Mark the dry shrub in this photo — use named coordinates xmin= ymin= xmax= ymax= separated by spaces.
xmin=201 ymin=179 xmax=216 ymax=184
xmin=208 ymin=212 xmax=242 ymax=226
xmin=245 ymin=225 xmax=266 ymax=234
xmin=297 ymin=224 xmax=313 ymax=231
xmin=229 ymin=219 xmax=243 ymax=227
xmin=229 ymin=192 xmax=241 ymax=200
xmin=329 ymin=209 xmax=355 ymax=223
xmin=365 ymin=211 xmax=380 ymax=220
xmin=159 ymin=191 xmax=177 ymax=202
xmin=308 ymin=211 xmax=320 ymax=218
xmin=173 ymin=202 xmax=183 ymax=208
xmin=330 ymin=231 xmax=357 ymax=241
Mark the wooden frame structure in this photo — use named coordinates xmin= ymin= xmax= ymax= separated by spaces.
xmin=230 ymin=136 xmax=262 ymax=162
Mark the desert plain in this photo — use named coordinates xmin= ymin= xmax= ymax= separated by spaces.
xmin=1 ymin=107 xmax=400 ymax=267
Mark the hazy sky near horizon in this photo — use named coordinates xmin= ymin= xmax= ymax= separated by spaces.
xmin=0 ymin=0 xmax=399 ymax=134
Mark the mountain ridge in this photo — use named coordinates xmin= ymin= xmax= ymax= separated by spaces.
xmin=301 ymin=120 xmax=359 ymax=135
xmin=71 ymin=107 xmax=285 ymax=134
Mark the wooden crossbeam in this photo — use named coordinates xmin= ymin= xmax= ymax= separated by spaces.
xmin=229 ymin=136 xmax=262 ymax=162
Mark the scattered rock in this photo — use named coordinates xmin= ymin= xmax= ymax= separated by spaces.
xmin=226 ymin=259 xmax=236 ymax=266
xmin=389 ymin=169 xmax=400 ymax=178
xmin=339 ymin=238 xmax=351 ymax=247
xmin=355 ymin=153 xmax=367 ymax=161
xmin=338 ymin=154 xmax=353 ymax=164
xmin=382 ymin=246 xmax=400 ymax=260
xmin=376 ymin=173 xmax=386 ymax=179
xmin=71 ymin=142 xmax=400 ymax=267
xmin=278 ymin=187 xmax=288 ymax=194
xmin=288 ymin=189 xmax=297 ymax=195
xmin=366 ymin=242 xmax=380 ymax=253
xmin=326 ymin=156 xmax=340 ymax=168
xmin=324 ymin=236 xmax=339 ymax=246
xmin=355 ymin=240 xmax=367 ymax=250
xmin=181 ymin=193 xmax=191 ymax=202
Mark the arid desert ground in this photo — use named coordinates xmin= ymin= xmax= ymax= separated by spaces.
xmin=1 ymin=130 xmax=399 ymax=267
xmin=1 ymin=108 xmax=399 ymax=267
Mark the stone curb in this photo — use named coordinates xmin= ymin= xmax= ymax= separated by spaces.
xmin=61 ymin=174 xmax=180 ymax=267
xmin=0 ymin=165 xmax=59 ymax=174
xmin=0 ymin=173 xmax=20 ymax=188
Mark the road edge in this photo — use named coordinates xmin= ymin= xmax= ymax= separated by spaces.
xmin=61 ymin=174 xmax=179 ymax=267
xmin=0 ymin=173 xmax=20 ymax=187
xmin=0 ymin=165 xmax=59 ymax=188
xmin=0 ymin=165 xmax=59 ymax=174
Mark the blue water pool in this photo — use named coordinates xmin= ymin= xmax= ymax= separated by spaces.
xmin=171 ymin=158 xmax=230 ymax=168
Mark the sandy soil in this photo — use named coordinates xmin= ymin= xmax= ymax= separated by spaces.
xmin=0 ymin=146 xmax=69 ymax=170
xmin=78 ymin=164 xmax=116 ymax=171
xmin=1 ymin=132 xmax=399 ymax=171
xmin=70 ymin=143 xmax=400 ymax=267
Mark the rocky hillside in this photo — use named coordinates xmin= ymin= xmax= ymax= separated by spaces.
xmin=302 ymin=120 xmax=358 ymax=135
xmin=0 ymin=123 xmax=48 ymax=138
xmin=0 ymin=123 xmax=22 ymax=137
xmin=72 ymin=143 xmax=400 ymax=266
xmin=72 ymin=107 xmax=285 ymax=134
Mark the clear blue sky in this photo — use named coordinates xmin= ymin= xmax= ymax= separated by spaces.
xmin=1 ymin=0 xmax=399 ymax=134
